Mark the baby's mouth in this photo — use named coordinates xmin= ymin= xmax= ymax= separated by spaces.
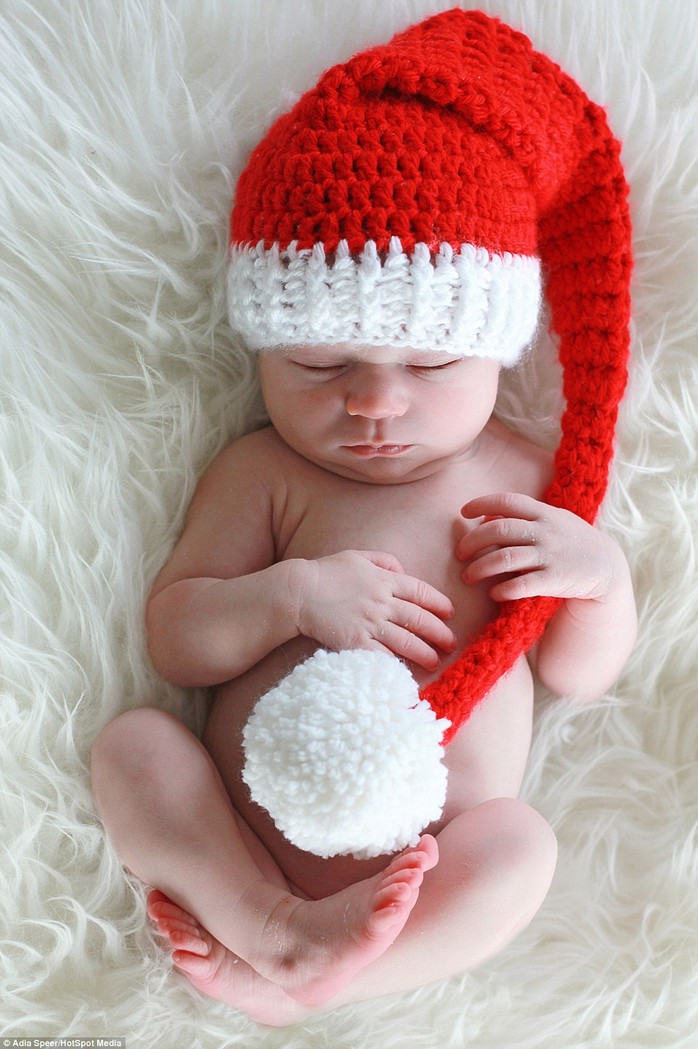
xmin=344 ymin=443 xmax=412 ymax=457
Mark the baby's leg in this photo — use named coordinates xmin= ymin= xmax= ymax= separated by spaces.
xmin=91 ymin=708 xmax=436 ymax=1006
xmin=331 ymin=797 xmax=558 ymax=1002
xmin=150 ymin=797 xmax=557 ymax=1025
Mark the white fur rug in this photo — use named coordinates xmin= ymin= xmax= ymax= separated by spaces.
xmin=2 ymin=1 xmax=697 ymax=1046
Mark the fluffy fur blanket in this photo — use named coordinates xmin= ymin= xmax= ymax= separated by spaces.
xmin=2 ymin=1 xmax=697 ymax=1046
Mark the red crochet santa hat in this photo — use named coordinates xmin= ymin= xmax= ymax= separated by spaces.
xmin=228 ymin=9 xmax=632 ymax=858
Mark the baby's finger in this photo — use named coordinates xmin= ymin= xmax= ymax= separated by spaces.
xmin=360 ymin=550 xmax=407 ymax=574
xmin=456 ymin=518 xmax=539 ymax=562
xmin=461 ymin=492 xmax=544 ymax=522
xmin=390 ymin=598 xmax=457 ymax=651
xmin=461 ymin=545 xmax=544 ymax=584
xmin=373 ymin=624 xmax=443 ymax=671
xmin=487 ymin=570 xmax=566 ymax=602
xmin=393 ymin=574 xmax=456 ymax=619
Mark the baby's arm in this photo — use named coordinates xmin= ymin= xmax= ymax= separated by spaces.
xmin=146 ymin=439 xmax=456 ymax=688
xmin=147 ymin=559 xmax=305 ymax=688
xmin=457 ymin=492 xmax=637 ymax=700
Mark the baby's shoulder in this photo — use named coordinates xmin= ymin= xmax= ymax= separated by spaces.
xmin=482 ymin=418 xmax=554 ymax=499
xmin=209 ymin=426 xmax=293 ymax=480
xmin=187 ymin=428 xmax=291 ymax=521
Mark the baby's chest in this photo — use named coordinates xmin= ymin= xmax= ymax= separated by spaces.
xmin=270 ymin=478 xmax=497 ymax=703
xmin=273 ymin=476 xmax=498 ymax=651
xmin=279 ymin=482 xmax=464 ymax=584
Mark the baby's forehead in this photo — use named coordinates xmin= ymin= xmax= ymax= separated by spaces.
xmin=272 ymin=343 xmax=457 ymax=366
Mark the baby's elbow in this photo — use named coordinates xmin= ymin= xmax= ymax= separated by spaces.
xmin=144 ymin=596 xmax=195 ymax=687
xmin=145 ymin=606 xmax=179 ymax=685
xmin=537 ymin=668 xmax=609 ymax=704
xmin=530 ymin=595 xmax=638 ymax=702
xmin=531 ymin=643 xmax=634 ymax=704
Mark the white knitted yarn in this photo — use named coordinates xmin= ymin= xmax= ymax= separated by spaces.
xmin=228 ymin=237 xmax=541 ymax=363
xmin=242 ymin=649 xmax=450 ymax=859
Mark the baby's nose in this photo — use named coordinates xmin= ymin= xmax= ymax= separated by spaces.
xmin=345 ymin=370 xmax=408 ymax=419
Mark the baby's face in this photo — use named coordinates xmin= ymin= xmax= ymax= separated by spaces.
xmin=258 ymin=343 xmax=500 ymax=484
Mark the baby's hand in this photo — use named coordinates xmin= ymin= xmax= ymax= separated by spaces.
xmin=456 ymin=493 xmax=619 ymax=603
xmin=293 ymin=550 xmax=457 ymax=670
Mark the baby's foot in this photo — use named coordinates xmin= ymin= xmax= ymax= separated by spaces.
xmin=256 ymin=834 xmax=438 ymax=1004
xmin=150 ymin=834 xmax=438 ymax=1006
xmin=148 ymin=893 xmax=308 ymax=1027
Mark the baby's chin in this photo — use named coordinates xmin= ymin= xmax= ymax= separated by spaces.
xmin=313 ymin=447 xmax=460 ymax=485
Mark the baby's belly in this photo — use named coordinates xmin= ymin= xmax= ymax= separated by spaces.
xmin=203 ymin=638 xmax=534 ymax=898
xmin=203 ymin=497 xmax=534 ymax=896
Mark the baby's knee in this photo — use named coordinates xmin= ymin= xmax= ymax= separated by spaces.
xmin=453 ymin=797 xmax=558 ymax=893
xmin=486 ymin=797 xmax=558 ymax=905
xmin=91 ymin=707 xmax=182 ymax=795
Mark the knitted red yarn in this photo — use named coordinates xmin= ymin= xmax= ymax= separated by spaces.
xmin=232 ymin=26 xmax=541 ymax=258
xmin=228 ymin=9 xmax=633 ymax=743
xmin=412 ymin=13 xmax=632 ymax=740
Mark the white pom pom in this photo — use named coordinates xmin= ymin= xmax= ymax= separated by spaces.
xmin=242 ymin=649 xmax=450 ymax=859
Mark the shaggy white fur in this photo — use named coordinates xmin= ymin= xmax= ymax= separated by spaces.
xmin=1 ymin=1 xmax=696 ymax=1046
